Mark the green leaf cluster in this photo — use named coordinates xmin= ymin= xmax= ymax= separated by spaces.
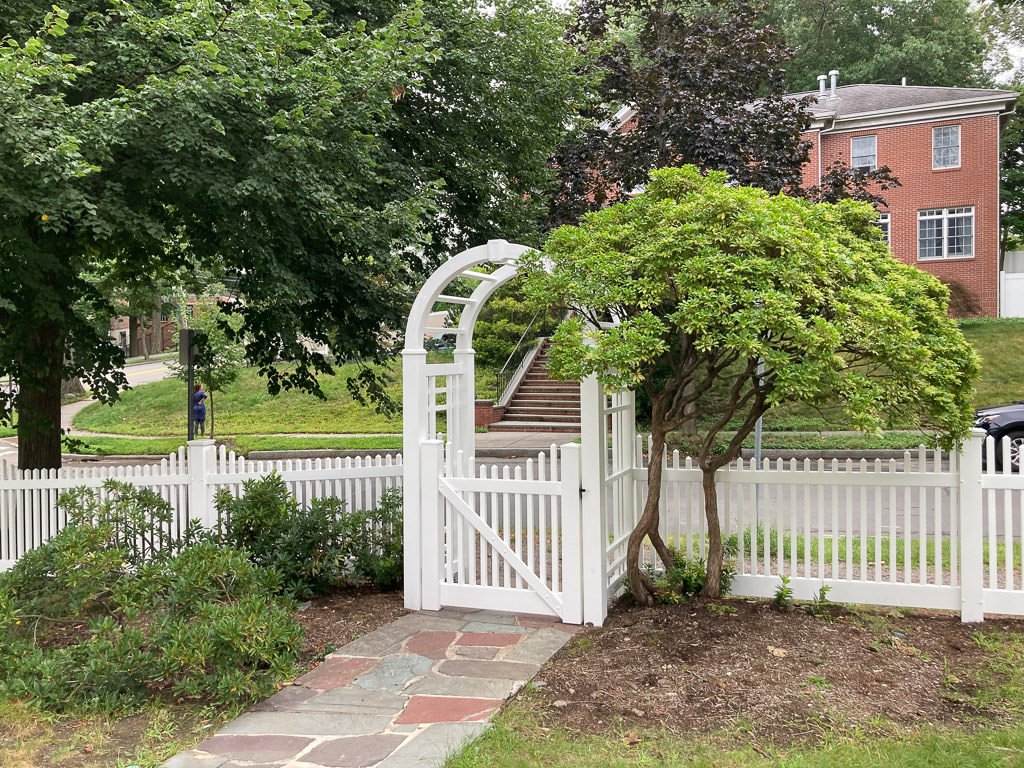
xmin=527 ymin=165 xmax=979 ymax=454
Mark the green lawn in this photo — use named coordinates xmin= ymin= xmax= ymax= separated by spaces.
xmin=61 ymin=435 xmax=403 ymax=456
xmin=67 ymin=319 xmax=1024 ymax=445
xmin=73 ymin=363 xmax=402 ymax=436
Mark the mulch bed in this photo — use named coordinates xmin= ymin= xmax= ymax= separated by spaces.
xmin=526 ymin=597 xmax=1024 ymax=746
xmin=294 ymin=588 xmax=409 ymax=666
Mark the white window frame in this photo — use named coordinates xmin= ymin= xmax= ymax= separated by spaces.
xmin=932 ymin=125 xmax=960 ymax=170
xmin=917 ymin=207 xmax=974 ymax=260
xmin=851 ymin=135 xmax=877 ymax=171
xmin=877 ymin=212 xmax=890 ymax=244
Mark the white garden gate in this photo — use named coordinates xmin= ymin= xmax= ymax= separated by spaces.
xmin=402 ymin=241 xmax=589 ymax=623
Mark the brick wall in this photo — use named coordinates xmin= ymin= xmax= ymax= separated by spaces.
xmin=802 ymin=114 xmax=1001 ymax=316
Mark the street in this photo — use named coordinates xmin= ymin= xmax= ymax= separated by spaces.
xmin=0 ymin=358 xmax=173 ymax=467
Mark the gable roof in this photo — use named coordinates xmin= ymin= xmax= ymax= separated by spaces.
xmin=789 ymin=84 xmax=1018 ymax=130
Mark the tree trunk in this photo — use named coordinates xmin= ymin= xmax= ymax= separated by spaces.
xmin=137 ymin=314 xmax=150 ymax=360
xmin=626 ymin=428 xmax=676 ymax=606
xmin=17 ymin=328 xmax=65 ymax=470
xmin=61 ymin=377 xmax=85 ymax=398
xmin=700 ymin=466 xmax=724 ymax=597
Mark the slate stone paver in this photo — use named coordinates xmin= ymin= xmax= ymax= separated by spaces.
xmin=437 ymin=658 xmax=540 ymax=680
xmin=395 ymin=696 xmax=503 ymax=724
xmin=219 ymin=712 xmax=393 ymax=737
xmin=353 ymin=654 xmax=433 ymax=692
xmin=332 ymin=624 xmax=420 ymax=657
xmin=455 ymin=632 xmax=523 ymax=647
xmin=405 ymin=630 xmax=458 ymax=658
xmin=295 ymin=658 xmax=379 ymax=691
xmin=162 ymin=753 xmax=227 ymax=768
xmin=298 ymin=734 xmax=408 ymax=767
xmin=401 ymin=675 xmax=516 ymax=699
xmin=300 ymin=687 xmax=407 ymax=716
xmin=194 ymin=734 xmax=314 ymax=762
xmin=374 ymin=722 xmax=490 ymax=768
xmin=503 ymin=628 xmax=578 ymax=664
xmin=160 ymin=609 xmax=575 ymax=768
xmin=460 ymin=621 xmax=531 ymax=634
xmin=453 ymin=646 xmax=500 ymax=660
xmin=252 ymin=685 xmax=319 ymax=712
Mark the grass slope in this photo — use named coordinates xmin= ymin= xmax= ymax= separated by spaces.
xmin=74 ymin=364 xmax=401 ymax=436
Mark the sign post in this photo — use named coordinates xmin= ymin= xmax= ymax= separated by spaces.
xmin=179 ymin=329 xmax=199 ymax=441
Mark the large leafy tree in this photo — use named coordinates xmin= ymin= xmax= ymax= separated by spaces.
xmin=1 ymin=0 xmax=584 ymax=469
xmin=315 ymin=0 xmax=590 ymax=259
xmin=770 ymin=0 xmax=991 ymax=90
xmin=549 ymin=0 xmax=812 ymax=227
xmin=1001 ymin=88 xmax=1024 ymax=261
xmin=525 ymin=166 xmax=978 ymax=606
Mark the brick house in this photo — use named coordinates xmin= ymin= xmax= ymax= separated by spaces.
xmin=793 ymin=73 xmax=1019 ymax=316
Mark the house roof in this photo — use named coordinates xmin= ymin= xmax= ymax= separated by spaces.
xmin=789 ymin=84 xmax=1018 ymax=127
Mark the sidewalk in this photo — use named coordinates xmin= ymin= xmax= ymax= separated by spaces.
xmin=163 ymin=608 xmax=577 ymax=768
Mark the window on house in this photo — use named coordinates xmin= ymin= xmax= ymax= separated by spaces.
xmin=917 ymin=207 xmax=973 ymax=259
xmin=932 ymin=126 xmax=960 ymax=169
xmin=851 ymin=135 xmax=877 ymax=171
xmin=877 ymin=212 xmax=890 ymax=244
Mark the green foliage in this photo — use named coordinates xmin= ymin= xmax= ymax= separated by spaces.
xmin=527 ymin=165 xmax=978 ymax=602
xmin=0 ymin=484 xmax=301 ymax=714
xmin=773 ymin=575 xmax=795 ymax=610
xmin=169 ymin=304 xmax=245 ymax=395
xmin=810 ymin=584 xmax=832 ymax=617
xmin=217 ymin=475 xmax=349 ymax=598
xmin=771 ymin=0 xmax=990 ymax=91
xmin=218 ymin=473 xmax=404 ymax=595
xmin=1001 ymin=88 xmax=1024 ymax=254
xmin=641 ymin=549 xmax=736 ymax=604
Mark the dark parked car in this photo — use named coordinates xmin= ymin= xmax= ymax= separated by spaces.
xmin=975 ymin=402 xmax=1024 ymax=470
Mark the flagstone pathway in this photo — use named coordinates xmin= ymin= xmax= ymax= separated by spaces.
xmin=162 ymin=608 xmax=578 ymax=768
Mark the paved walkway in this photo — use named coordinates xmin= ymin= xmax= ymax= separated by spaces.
xmin=163 ymin=608 xmax=577 ymax=768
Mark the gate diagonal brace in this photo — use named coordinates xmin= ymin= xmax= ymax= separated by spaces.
xmin=439 ymin=478 xmax=563 ymax=616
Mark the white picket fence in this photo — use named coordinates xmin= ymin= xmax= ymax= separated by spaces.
xmin=0 ymin=440 xmax=402 ymax=570
xmin=609 ymin=432 xmax=1024 ymax=622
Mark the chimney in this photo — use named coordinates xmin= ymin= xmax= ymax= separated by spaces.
xmin=817 ymin=74 xmax=827 ymax=97
xmin=829 ymin=69 xmax=839 ymax=98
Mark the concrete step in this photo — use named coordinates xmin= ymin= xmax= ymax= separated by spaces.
xmin=505 ymin=405 xmax=581 ymax=415
xmin=488 ymin=420 xmax=581 ymax=433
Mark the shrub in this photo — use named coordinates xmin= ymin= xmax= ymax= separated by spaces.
xmin=635 ymin=547 xmax=736 ymax=604
xmin=0 ymin=484 xmax=302 ymax=715
xmin=219 ymin=474 xmax=404 ymax=594
xmin=341 ymin=488 xmax=403 ymax=590
xmin=217 ymin=474 xmax=350 ymax=597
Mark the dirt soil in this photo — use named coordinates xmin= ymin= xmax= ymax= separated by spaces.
xmin=528 ymin=598 xmax=1024 ymax=746
xmin=295 ymin=588 xmax=409 ymax=666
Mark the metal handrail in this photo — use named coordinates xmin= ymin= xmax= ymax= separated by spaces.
xmin=493 ymin=310 xmax=543 ymax=403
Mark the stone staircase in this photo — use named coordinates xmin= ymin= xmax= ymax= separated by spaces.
xmin=489 ymin=341 xmax=581 ymax=433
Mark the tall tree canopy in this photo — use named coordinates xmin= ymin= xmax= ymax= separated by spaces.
xmin=1002 ymin=88 xmax=1024 ymax=259
xmin=0 ymin=0 xmax=584 ymax=468
xmin=549 ymin=0 xmax=812 ymax=226
xmin=770 ymin=0 xmax=991 ymax=90
xmin=525 ymin=166 xmax=978 ymax=605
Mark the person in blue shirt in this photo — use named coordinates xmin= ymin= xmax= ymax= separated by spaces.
xmin=193 ymin=384 xmax=208 ymax=436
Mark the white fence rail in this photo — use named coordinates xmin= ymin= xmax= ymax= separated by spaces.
xmin=0 ymin=440 xmax=402 ymax=570
xmin=613 ymin=431 xmax=1024 ymax=622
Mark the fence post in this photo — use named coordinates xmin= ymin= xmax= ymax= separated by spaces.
xmin=959 ymin=430 xmax=985 ymax=622
xmin=187 ymin=439 xmax=217 ymax=530
xmin=420 ymin=440 xmax=444 ymax=611
xmin=560 ymin=443 xmax=584 ymax=625
xmin=580 ymin=375 xmax=609 ymax=625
